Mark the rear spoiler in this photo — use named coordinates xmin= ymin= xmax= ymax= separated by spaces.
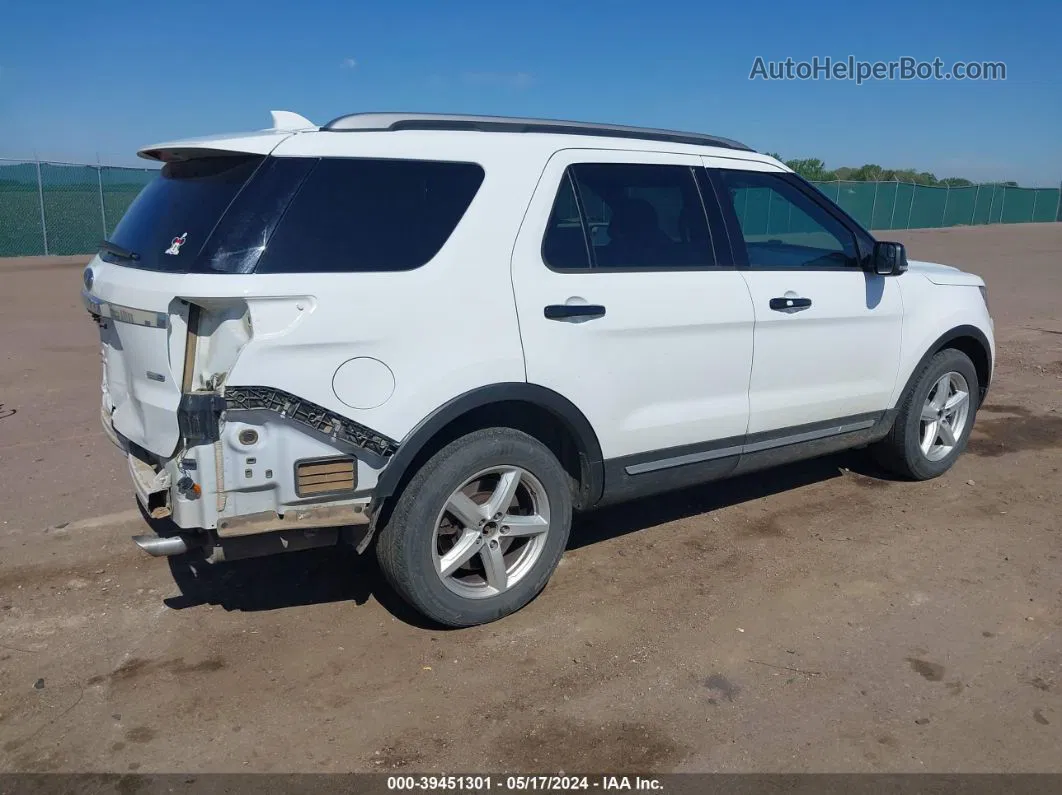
xmin=138 ymin=110 xmax=317 ymax=162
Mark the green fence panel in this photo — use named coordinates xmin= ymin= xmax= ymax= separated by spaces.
xmin=907 ymin=185 xmax=947 ymax=229
xmin=735 ymin=186 xmax=771 ymax=236
xmin=807 ymin=180 xmax=1059 ymax=229
xmin=971 ymin=185 xmax=992 ymax=225
xmin=942 ymin=186 xmax=975 ymax=226
xmin=766 ymin=189 xmax=792 ymax=234
xmin=832 ymin=181 xmax=875 ymax=228
xmin=991 ymin=188 xmax=1006 ymax=224
xmin=999 ymin=187 xmax=1032 ymax=224
xmin=39 ymin=163 xmax=106 ymax=255
xmin=0 ymin=161 xmax=157 ymax=256
xmin=870 ymin=182 xmax=898 ymax=230
xmin=890 ymin=183 xmax=914 ymax=229
xmin=988 ymin=185 xmax=1007 ymax=224
xmin=1032 ymin=189 xmax=1061 ymax=223
xmin=0 ymin=162 xmax=46 ymax=257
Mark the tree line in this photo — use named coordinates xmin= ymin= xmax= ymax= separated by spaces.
xmin=763 ymin=154 xmax=1018 ymax=187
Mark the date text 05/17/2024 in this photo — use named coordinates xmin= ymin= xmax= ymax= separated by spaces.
xmin=386 ymin=775 xmax=665 ymax=791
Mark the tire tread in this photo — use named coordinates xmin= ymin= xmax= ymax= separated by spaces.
xmin=871 ymin=348 xmax=979 ymax=480
xmin=375 ymin=427 xmax=572 ymax=627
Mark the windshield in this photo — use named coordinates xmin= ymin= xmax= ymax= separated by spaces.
xmin=104 ymin=155 xmax=264 ymax=271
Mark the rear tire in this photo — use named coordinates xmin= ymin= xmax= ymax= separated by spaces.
xmin=375 ymin=428 xmax=573 ymax=627
xmin=871 ymin=348 xmax=979 ymax=480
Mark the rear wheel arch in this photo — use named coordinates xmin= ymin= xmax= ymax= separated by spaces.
xmin=369 ymin=384 xmax=604 ymax=543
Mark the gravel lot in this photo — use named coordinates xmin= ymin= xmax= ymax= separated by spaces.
xmin=0 ymin=224 xmax=1060 ymax=773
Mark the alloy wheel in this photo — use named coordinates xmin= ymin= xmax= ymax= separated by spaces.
xmin=919 ymin=371 xmax=971 ymax=462
xmin=431 ymin=466 xmax=551 ymax=599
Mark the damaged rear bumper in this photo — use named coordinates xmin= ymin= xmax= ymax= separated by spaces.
xmin=103 ymin=384 xmax=394 ymax=558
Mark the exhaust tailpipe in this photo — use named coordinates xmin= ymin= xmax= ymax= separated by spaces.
xmin=132 ymin=533 xmax=203 ymax=557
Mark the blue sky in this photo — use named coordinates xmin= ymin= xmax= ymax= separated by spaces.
xmin=1 ymin=0 xmax=1059 ymax=185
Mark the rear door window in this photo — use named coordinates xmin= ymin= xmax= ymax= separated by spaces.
xmin=541 ymin=173 xmax=592 ymax=270
xmin=104 ymin=155 xmax=264 ymax=271
xmin=542 ymin=163 xmax=716 ymax=270
xmin=255 ymin=158 xmax=485 ymax=273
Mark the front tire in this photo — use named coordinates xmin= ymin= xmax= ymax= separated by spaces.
xmin=871 ymin=348 xmax=979 ymax=480
xmin=375 ymin=428 xmax=573 ymax=627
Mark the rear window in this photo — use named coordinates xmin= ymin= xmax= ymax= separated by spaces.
xmin=255 ymin=158 xmax=484 ymax=273
xmin=103 ymin=155 xmax=484 ymax=274
xmin=104 ymin=155 xmax=263 ymax=271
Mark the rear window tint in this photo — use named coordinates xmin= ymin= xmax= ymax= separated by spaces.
xmin=193 ymin=157 xmax=315 ymax=274
xmin=255 ymin=158 xmax=485 ymax=273
xmin=542 ymin=173 xmax=591 ymax=270
xmin=542 ymin=163 xmax=716 ymax=270
xmin=105 ymin=155 xmax=263 ymax=271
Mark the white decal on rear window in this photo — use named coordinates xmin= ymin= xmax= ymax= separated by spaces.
xmin=164 ymin=232 xmax=188 ymax=256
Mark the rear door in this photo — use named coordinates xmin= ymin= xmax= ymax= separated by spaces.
xmin=511 ymin=149 xmax=755 ymax=471
xmin=704 ymin=163 xmax=902 ymax=435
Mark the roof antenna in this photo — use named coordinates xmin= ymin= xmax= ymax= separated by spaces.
xmin=269 ymin=110 xmax=316 ymax=131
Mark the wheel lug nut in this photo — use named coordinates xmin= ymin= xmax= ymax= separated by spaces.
xmin=489 ymin=540 xmax=498 ymax=549
xmin=501 ymin=526 xmax=509 ymax=534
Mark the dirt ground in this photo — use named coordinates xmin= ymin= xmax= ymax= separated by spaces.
xmin=0 ymin=224 xmax=1059 ymax=774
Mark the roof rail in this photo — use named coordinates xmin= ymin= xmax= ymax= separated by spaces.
xmin=319 ymin=112 xmax=752 ymax=152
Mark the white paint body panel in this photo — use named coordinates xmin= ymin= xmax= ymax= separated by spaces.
xmin=511 ymin=148 xmax=755 ymax=459
xmin=137 ymin=130 xmax=297 ymax=161
xmin=906 ymin=259 xmax=986 ymax=287
xmin=739 ymin=269 xmax=904 ymax=433
xmin=89 ymin=260 xmax=189 ymax=455
xmin=890 ymin=273 xmax=994 ymax=405
xmin=87 ymin=121 xmax=994 ymax=534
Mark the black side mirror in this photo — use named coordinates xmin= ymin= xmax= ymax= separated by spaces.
xmin=872 ymin=241 xmax=909 ymax=276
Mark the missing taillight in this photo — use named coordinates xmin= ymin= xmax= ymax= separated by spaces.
xmin=181 ymin=303 xmax=200 ymax=394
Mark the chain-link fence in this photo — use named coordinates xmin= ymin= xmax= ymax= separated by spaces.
xmin=808 ymin=180 xmax=1061 ymax=230
xmin=1 ymin=158 xmax=1059 ymax=257
xmin=0 ymin=158 xmax=157 ymax=256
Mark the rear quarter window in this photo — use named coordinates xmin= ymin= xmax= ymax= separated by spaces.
xmin=254 ymin=158 xmax=485 ymax=273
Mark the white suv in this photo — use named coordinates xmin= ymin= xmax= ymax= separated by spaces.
xmin=82 ymin=111 xmax=994 ymax=626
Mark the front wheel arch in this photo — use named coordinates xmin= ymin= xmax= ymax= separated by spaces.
xmin=896 ymin=325 xmax=992 ymax=409
xmin=873 ymin=347 xmax=980 ymax=480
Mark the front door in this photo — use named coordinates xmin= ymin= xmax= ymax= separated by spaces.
xmin=707 ymin=165 xmax=903 ymax=436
